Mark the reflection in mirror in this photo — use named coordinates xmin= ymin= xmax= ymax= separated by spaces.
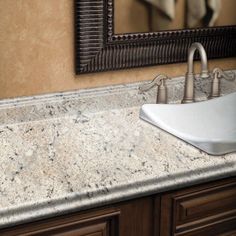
xmin=115 ymin=0 xmax=236 ymax=34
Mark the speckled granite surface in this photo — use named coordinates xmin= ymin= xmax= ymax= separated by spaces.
xmin=0 ymin=71 xmax=236 ymax=229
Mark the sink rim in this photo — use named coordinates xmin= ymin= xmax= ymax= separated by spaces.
xmin=140 ymin=92 xmax=236 ymax=155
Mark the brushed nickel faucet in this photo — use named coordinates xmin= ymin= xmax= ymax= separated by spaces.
xmin=139 ymin=74 xmax=170 ymax=104
xmin=182 ymin=43 xmax=209 ymax=104
xmin=209 ymin=67 xmax=236 ymax=99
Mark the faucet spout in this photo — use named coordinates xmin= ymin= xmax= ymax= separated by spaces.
xmin=182 ymin=42 xmax=209 ymax=104
xmin=187 ymin=42 xmax=209 ymax=78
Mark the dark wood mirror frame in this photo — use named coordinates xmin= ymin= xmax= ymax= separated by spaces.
xmin=75 ymin=0 xmax=236 ymax=74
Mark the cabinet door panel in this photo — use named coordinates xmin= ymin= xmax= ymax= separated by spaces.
xmin=0 ymin=209 xmax=119 ymax=236
xmin=175 ymin=218 xmax=236 ymax=236
xmin=174 ymin=182 xmax=236 ymax=233
xmin=0 ymin=196 xmax=157 ymax=236
xmin=160 ymin=177 xmax=236 ymax=236
xmin=56 ymin=222 xmax=107 ymax=236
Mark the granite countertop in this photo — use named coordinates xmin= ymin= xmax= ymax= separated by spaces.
xmin=0 ymin=71 xmax=236 ymax=229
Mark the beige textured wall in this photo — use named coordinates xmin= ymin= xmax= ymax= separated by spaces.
xmin=0 ymin=0 xmax=235 ymax=99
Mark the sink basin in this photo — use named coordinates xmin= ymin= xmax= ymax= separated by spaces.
xmin=140 ymin=92 xmax=236 ymax=155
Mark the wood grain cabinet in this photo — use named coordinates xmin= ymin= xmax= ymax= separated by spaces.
xmin=0 ymin=197 xmax=154 ymax=236
xmin=1 ymin=178 xmax=236 ymax=236
xmin=160 ymin=178 xmax=236 ymax=236
xmin=0 ymin=209 xmax=120 ymax=236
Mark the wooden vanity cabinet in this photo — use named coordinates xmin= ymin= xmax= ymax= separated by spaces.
xmin=0 ymin=208 xmax=120 ymax=236
xmin=1 ymin=177 xmax=236 ymax=236
xmin=160 ymin=177 xmax=236 ymax=236
xmin=0 ymin=197 xmax=155 ymax=236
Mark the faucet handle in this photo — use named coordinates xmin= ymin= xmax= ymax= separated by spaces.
xmin=212 ymin=68 xmax=235 ymax=81
xmin=209 ymin=68 xmax=235 ymax=98
xmin=139 ymin=74 xmax=170 ymax=104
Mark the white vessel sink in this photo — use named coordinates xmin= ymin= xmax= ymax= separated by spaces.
xmin=140 ymin=92 xmax=236 ymax=155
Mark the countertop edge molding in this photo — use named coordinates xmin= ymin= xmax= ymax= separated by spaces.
xmin=0 ymin=170 xmax=235 ymax=230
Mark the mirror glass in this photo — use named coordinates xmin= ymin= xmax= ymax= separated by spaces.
xmin=115 ymin=0 xmax=236 ymax=34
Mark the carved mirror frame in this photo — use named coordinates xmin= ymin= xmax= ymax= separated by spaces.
xmin=75 ymin=0 xmax=236 ymax=74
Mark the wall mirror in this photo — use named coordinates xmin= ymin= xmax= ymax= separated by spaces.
xmin=115 ymin=0 xmax=236 ymax=34
xmin=75 ymin=0 xmax=236 ymax=74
